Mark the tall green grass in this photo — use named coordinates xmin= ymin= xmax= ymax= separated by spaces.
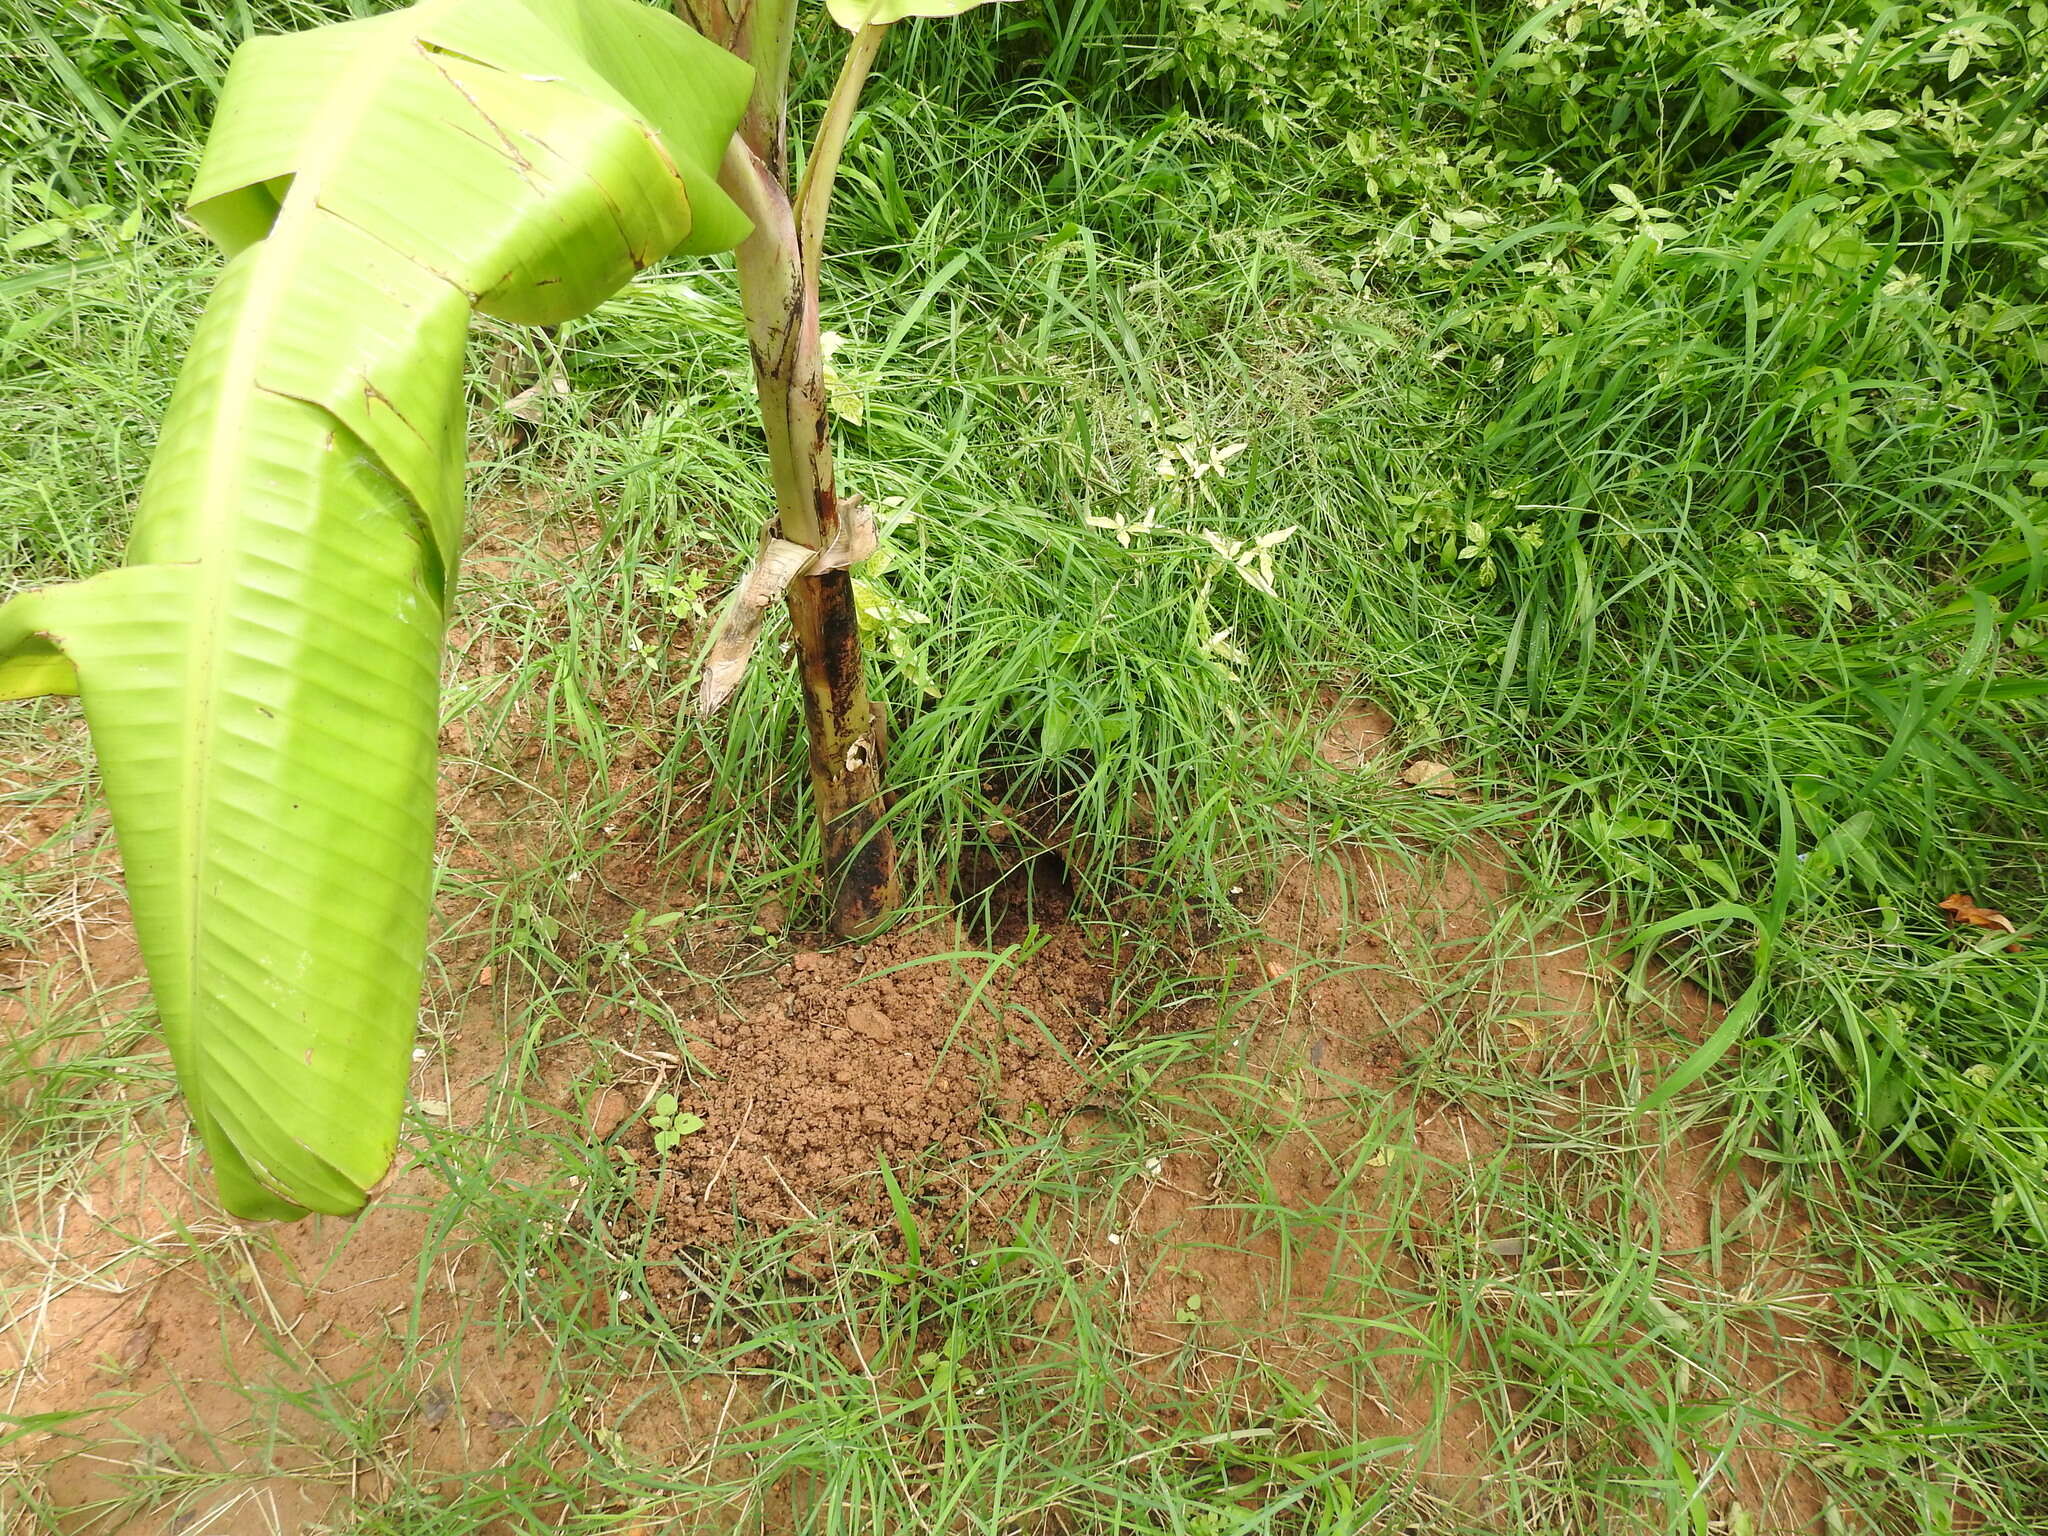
xmin=859 ymin=0 xmax=2048 ymax=1240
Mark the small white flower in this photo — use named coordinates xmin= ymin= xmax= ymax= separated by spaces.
xmin=1200 ymin=525 xmax=1298 ymax=598
xmin=1157 ymin=441 xmax=1249 ymax=480
xmin=1106 ymin=1232 xmax=1123 ymax=1246
xmin=1084 ymin=509 xmax=1159 ymax=547
xmin=1201 ymin=628 xmax=1251 ymax=668
xmin=1204 ymin=442 xmax=1249 ymax=477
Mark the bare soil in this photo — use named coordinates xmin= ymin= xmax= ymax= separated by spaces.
xmin=621 ymin=921 xmax=1112 ymax=1280
xmin=2 ymin=669 xmax=1860 ymax=1533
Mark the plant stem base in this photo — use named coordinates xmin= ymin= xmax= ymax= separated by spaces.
xmin=788 ymin=569 xmax=896 ymax=934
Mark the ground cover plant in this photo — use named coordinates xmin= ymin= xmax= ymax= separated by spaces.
xmin=3 ymin=1 xmax=2046 ymax=1532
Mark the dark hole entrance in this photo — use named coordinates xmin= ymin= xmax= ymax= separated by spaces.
xmin=951 ymin=835 xmax=1074 ymax=944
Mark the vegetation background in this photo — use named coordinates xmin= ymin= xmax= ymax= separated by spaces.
xmin=2 ymin=0 xmax=2044 ymax=1531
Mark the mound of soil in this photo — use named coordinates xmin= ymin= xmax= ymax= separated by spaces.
xmin=623 ymin=922 xmax=1114 ymax=1283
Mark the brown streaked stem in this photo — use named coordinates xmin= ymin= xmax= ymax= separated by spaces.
xmin=720 ymin=139 xmax=818 ymax=546
xmin=713 ymin=23 xmax=899 ymax=935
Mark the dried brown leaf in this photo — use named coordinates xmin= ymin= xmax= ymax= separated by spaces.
xmin=1939 ymin=893 xmax=2023 ymax=952
xmin=1939 ymin=893 xmax=2017 ymax=935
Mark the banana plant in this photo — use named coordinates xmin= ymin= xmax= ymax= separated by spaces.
xmin=685 ymin=0 xmax=1015 ymax=932
xmin=0 ymin=0 xmax=1005 ymax=1221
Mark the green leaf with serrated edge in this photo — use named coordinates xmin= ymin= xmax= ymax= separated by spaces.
xmin=826 ymin=0 xmax=1015 ymax=32
xmin=0 ymin=0 xmax=750 ymax=1220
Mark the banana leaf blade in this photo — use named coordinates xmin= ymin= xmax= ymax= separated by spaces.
xmin=0 ymin=0 xmax=751 ymax=1218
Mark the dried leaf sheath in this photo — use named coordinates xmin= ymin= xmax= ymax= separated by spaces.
xmin=0 ymin=0 xmax=750 ymax=1219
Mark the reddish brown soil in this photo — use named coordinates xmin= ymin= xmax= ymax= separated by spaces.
xmin=621 ymin=924 xmax=1111 ymax=1284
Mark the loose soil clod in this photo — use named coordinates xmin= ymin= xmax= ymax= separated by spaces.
xmin=626 ymin=923 xmax=1113 ymax=1283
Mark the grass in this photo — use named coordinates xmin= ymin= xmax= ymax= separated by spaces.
xmin=4 ymin=0 xmax=2048 ymax=1531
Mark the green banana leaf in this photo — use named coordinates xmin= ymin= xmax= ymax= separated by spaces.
xmin=0 ymin=0 xmax=751 ymax=1220
xmin=826 ymin=0 xmax=1015 ymax=30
